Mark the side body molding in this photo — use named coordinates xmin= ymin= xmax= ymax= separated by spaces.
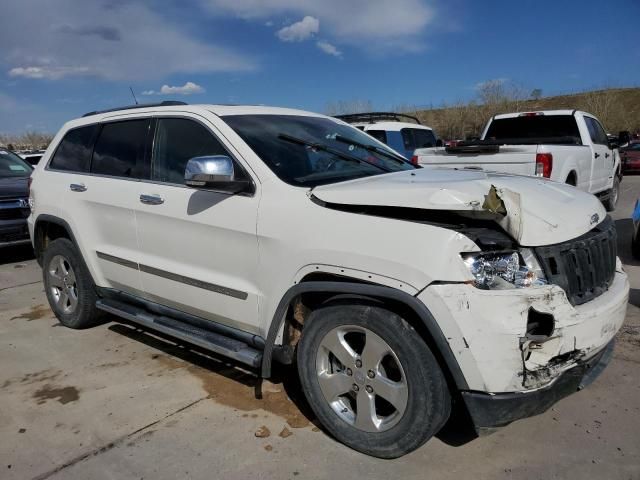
xmin=261 ymin=281 xmax=469 ymax=390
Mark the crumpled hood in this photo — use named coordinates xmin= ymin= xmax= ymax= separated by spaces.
xmin=311 ymin=168 xmax=607 ymax=246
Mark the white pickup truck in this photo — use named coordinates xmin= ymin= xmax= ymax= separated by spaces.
xmin=413 ymin=110 xmax=621 ymax=211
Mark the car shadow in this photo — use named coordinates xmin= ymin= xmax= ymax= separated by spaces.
xmin=0 ymin=244 xmax=35 ymax=266
xmin=614 ymin=218 xmax=639 ymax=267
xmin=107 ymin=320 xmax=320 ymax=428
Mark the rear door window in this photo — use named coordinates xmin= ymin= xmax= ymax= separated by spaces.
xmin=91 ymin=119 xmax=150 ymax=178
xmin=585 ymin=117 xmax=609 ymax=145
xmin=49 ymin=125 xmax=99 ymax=173
xmin=151 ymin=118 xmax=229 ymax=184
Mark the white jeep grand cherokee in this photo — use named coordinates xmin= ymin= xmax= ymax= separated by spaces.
xmin=28 ymin=102 xmax=629 ymax=458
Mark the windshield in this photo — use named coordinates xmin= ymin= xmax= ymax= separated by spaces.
xmin=0 ymin=149 xmax=33 ymax=178
xmin=222 ymin=114 xmax=415 ymax=187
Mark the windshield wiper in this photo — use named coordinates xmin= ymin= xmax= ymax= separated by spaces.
xmin=277 ymin=133 xmax=391 ymax=173
xmin=334 ymin=135 xmax=409 ymax=165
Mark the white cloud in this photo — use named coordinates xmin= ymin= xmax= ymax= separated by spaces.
xmin=205 ymin=0 xmax=435 ymax=51
xmin=9 ymin=66 xmax=92 ymax=80
xmin=142 ymin=82 xmax=205 ymax=96
xmin=0 ymin=0 xmax=256 ymax=81
xmin=276 ymin=16 xmax=319 ymax=42
xmin=316 ymin=40 xmax=342 ymax=58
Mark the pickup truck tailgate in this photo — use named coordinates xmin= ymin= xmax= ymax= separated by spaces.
xmin=416 ymin=144 xmax=538 ymax=176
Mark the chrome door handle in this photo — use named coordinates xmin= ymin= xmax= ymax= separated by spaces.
xmin=70 ymin=183 xmax=87 ymax=192
xmin=140 ymin=194 xmax=164 ymax=205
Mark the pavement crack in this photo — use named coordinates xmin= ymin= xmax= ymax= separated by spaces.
xmin=0 ymin=280 xmax=42 ymax=292
xmin=31 ymin=396 xmax=208 ymax=480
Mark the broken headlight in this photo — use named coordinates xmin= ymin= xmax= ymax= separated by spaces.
xmin=461 ymin=249 xmax=547 ymax=289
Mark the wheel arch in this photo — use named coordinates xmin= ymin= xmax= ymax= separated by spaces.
xmin=33 ymin=214 xmax=79 ymax=266
xmin=261 ymin=277 xmax=469 ymax=391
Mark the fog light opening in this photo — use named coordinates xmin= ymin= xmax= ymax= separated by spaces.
xmin=526 ymin=308 xmax=555 ymax=338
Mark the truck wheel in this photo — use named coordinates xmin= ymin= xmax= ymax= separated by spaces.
xmin=42 ymin=238 xmax=102 ymax=329
xmin=603 ymin=176 xmax=620 ymax=212
xmin=297 ymin=303 xmax=451 ymax=458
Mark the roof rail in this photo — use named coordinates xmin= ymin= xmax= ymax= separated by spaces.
xmin=82 ymin=100 xmax=188 ymax=117
xmin=334 ymin=111 xmax=421 ymax=125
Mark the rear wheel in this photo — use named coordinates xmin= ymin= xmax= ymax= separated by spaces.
xmin=297 ymin=303 xmax=451 ymax=458
xmin=603 ymin=176 xmax=620 ymax=212
xmin=43 ymin=238 xmax=102 ymax=329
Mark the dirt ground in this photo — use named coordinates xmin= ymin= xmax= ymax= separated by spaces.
xmin=1 ymin=177 xmax=639 ymax=480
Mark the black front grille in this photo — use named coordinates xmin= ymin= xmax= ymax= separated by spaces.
xmin=534 ymin=216 xmax=617 ymax=306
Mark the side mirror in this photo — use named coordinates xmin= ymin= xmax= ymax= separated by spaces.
xmin=184 ymin=156 xmax=253 ymax=194
xmin=609 ymin=141 xmax=619 ymax=150
xmin=435 ymin=139 xmax=444 ymax=147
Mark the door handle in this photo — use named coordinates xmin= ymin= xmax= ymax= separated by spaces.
xmin=140 ymin=194 xmax=164 ymax=205
xmin=70 ymin=183 xmax=87 ymax=192
xmin=594 ymin=153 xmax=600 ymax=159
xmin=605 ymin=152 xmax=610 ymax=158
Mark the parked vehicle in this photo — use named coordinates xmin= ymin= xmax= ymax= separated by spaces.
xmin=621 ymin=141 xmax=640 ymax=174
xmin=28 ymin=102 xmax=628 ymax=458
xmin=335 ymin=112 xmax=439 ymax=160
xmin=18 ymin=150 xmax=46 ymax=166
xmin=633 ymin=199 xmax=640 ymax=260
xmin=413 ymin=110 xmax=622 ymax=211
xmin=0 ymin=149 xmax=33 ymax=247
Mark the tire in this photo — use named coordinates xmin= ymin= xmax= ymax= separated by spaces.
xmin=42 ymin=238 xmax=102 ymax=329
xmin=297 ymin=303 xmax=451 ymax=458
xmin=603 ymin=176 xmax=620 ymax=212
xmin=633 ymin=225 xmax=640 ymax=260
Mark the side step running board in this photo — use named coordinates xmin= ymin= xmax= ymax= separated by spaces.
xmin=96 ymin=298 xmax=263 ymax=368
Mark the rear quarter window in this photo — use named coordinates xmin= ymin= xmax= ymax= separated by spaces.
xmin=48 ymin=124 xmax=99 ymax=172
xmin=401 ymin=128 xmax=436 ymax=150
xmin=366 ymin=130 xmax=387 ymax=144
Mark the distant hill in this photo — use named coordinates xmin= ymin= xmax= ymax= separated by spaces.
xmin=409 ymin=87 xmax=640 ymax=140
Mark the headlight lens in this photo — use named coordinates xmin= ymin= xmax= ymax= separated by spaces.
xmin=461 ymin=249 xmax=547 ymax=289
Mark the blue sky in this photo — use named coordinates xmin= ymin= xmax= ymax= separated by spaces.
xmin=1 ymin=0 xmax=638 ymax=134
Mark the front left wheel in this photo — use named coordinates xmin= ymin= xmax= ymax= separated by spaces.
xmin=296 ymin=303 xmax=451 ymax=458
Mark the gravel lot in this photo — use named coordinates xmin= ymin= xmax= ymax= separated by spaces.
xmin=1 ymin=177 xmax=639 ymax=480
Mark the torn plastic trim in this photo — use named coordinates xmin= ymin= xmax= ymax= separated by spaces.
xmin=309 ymin=193 xmax=518 ymax=250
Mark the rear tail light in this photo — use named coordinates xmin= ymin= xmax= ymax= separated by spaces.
xmin=535 ymin=153 xmax=553 ymax=178
xmin=411 ymin=155 xmax=419 ymax=166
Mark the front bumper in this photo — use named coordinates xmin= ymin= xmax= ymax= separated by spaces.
xmin=0 ymin=218 xmax=31 ymax=248
xmin=418 ymin=267 xmax=628 ymax=393
xmin=461 ymin=338 xmax=614 ymax=432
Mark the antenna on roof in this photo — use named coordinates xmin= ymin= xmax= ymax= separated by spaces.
xmin=129 ymin=87 xmax=139 ymax=105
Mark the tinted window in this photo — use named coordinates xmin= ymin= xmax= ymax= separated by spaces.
xmin=91 ymin=120 xmax=150 ymax=178
xmin=49 ymin=125 xmax=98 ymax=172
xmin=366 ymin=130 xmax=387 ymax=144
xmin=485 ymin=115 xmax=581 ymax=144
xmin=152 ymin=118 xmax=228 ymax=184
xmin=585 ymin=117 xmax=608 ymax=145
xmin=0 ymin=149 xmax=32 ymax=178
xmin=222 ymin=114 xmax=413 ymax=187
xmin=401 ymin=128 xmax=436 ymax=151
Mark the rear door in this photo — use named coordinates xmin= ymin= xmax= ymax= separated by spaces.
xmin=134 ymin=114 xmax=261 ymax=335
xmin=584 ymin=116 xmax=611 ymax=192
xmin=45 ymin=121 xmax=148 ymax=292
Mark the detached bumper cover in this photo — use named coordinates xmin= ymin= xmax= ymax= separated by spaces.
xmin=461 ymin=338 xmax=615 ymax=431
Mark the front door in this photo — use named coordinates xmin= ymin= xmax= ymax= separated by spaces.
xmin=585 ymin=116 xmax=611 ymax=192
xmin=134 ymin=115 xmax=261 ymax=335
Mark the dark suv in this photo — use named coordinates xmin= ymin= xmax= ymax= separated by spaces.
xmin=0 ymin=149 xmax=33 ymax=247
